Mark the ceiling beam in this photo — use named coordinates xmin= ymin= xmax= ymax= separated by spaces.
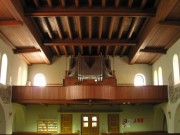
xmin=115 ymin=0 xmax=120 ymax=7
xmin=13 ymin=47 xmax=41 ymax=54
xmin=25 ymin=8 xmax=155 ymax=17
xmin=108 ymin=17 xmax=116 ymax=39
xmin=33 ymin=0 xmax=40 ymax=8
xmin=140 ymin=47 xmax=167 ymax=54
xmin=44 ymin=39 xmax=137 ymax=46
xmin=99 ymin=16 xmax=104 ymax=39
xmin=128 ymin=17 xmax=139 ymax=39
xmin=65 ymin=16 xmax=73 ymax=39
xmin=0 ymin=20 xmax=23 ymax=27
xmin=54 ymin=17 xmax=63 ymax=39
xmin=41 ymin=17 xmax=54 ymax=39
xmin=129 ymin=0 xmax=179 ymax=64
xmin=159 ymin=20 xmax=180 ymax=28
xmin=6 ymin=0 xmax=52 ymax=64
xmin=118 ymin=17 xmax=128 ymax=39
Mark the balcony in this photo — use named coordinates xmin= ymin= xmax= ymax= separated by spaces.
xmin=12 ymin=85 xmax=168 ymax=104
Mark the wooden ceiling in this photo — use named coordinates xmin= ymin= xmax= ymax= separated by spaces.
xmin=0 ymin=0 xmax=179 ymax=64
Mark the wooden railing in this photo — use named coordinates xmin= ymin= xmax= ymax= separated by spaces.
xmin=101 ymin=131 xmax=171 ymax=135
xmin=12 ymin=85 xmax=168 ymax=104
xmin=12 ymin=131 xmax=179 ymax=135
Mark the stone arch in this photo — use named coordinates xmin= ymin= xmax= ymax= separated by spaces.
xmin=0 ymin=103 xmax=6 ymax=134
xmin=174 ymin=103 xmax=180 ymax=133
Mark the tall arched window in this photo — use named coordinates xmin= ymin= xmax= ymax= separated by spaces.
xmin=154 ymin=70 xmax=158 ymax=85
xmin=173 ymin=54 xmax=180 ymax=85
xmin=17 ymin=67 xmax=22 ymax=85
xmin=134 ymin=73 xmax=146 ymax=86
xmin=0 ymin=54 xmax=8 ymax=85
xmin=158 ymin=67 xmax=163 ymax=85
xmin=34 ymin=73 xmax=46 ymax=86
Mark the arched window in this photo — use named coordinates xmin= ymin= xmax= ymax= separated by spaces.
xmin=154 ymin=70 xmax=158 ymax=85
xmin=0 ymin=54 xmax=8 ymax=85
xmin=158 ymin=67 xmax=163 ymax=85
xmin=134 ymin=73 xmax=146 ymax=86
xmin=17 ymin=67 xmax=22 ymax=85
xmin=34 ymin=73 xmax=46 ymax=86
xmin=173 ymin=54 xmax=180 ymax=85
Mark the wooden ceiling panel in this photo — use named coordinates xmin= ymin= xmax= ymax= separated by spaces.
xmin=135 ymin=52 xmax=160 ymax=64
xmin=0 ymin=3 xmax=14 ymax=20
xmin=22 ymin=53 xmax=47 ymax=64
xmin=167 ymin=1 xmax=180 ymax=20
xmin=147 ymin=25 xmax=180 ymax=48
xmin=0 ymin=26 xmax=40 ymax=48
xmin=0 ymin=0 xmax=179 ymax=64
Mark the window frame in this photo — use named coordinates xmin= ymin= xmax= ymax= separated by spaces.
xmin=134 ymin=73 xmax=146 ymax=86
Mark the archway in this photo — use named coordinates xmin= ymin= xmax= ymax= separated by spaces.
xmin=0 ymin=103 xmax=6 ymax=134
xmin=174 ymin=103 xmax=180 ymax=133
xmin=154 ymin=107 xmax=167 ymax=131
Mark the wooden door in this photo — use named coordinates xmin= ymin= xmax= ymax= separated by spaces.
xmin=82 ymin=114 xmax=99 ymax=135
xmin=61 ymin=114 xmax=72 ymax=133
xmin=108 ymin=114 xmax=119 ymax=133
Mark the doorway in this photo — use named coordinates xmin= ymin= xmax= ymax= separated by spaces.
xmin=81 ymin=114 xmax=99 ymax=135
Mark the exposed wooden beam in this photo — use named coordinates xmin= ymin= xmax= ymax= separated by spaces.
xmin=76 ymin=16 xmax=82 ymax=39
xmin=89 ymin=16 xmax=92 ymax=54
xmin=102 ymin=0 xmax=106 ymax=7
xmin=141 ymin=0 xmax=147 ymax=8
xmin=47 ymin=0 xmax=53 ymax=7
xmin=113 ymin=46 xmax=119 ymax=56
xmin=128 ymin=0 xmax=133 ymax=8
xmin=62 ymin=46 xmax=67 ymax=55
xmin=44 ymin=39 xmax=137 ymax=46
xmin=71 ymin=46 xmax=75 ymax=54
xmin=0 ymin=20 xmax=23 ymax=27
xmin=75 ymin=0 xmax=79 ymax=7
xmin=106 ymin=46 xmax=109 ymax=54
xmin=54 ymin=17 xmax=63 ymax=39
xmin=65 ymin=17 xmax=73 ymax=39
xmin=128 ymin=17 xmax=139 ymax=39
xmin=120 ymin=46 xmax=127 ymax=56
xmin=118 ymin=17 xmax=128 ymax=39
xmin=129 ymin=0 xmax=179 ymax=64
xmin=6 ymin=0 xmax=52 ymax=64
xmin=89 ymin=16 xmax=92 ymax=39
xmin=60 ymin=0 xmax=65 ymax=7
xmin=140 ymin=47 xmax=167 ymax=54
xmin=33 ymin=0 xmax=40 ymax=8
xmin=41 ymin=17 xmax=54 ymax=39
xmin=108 ymin=17 xmax=116 ymax=39
xmin=115 ymin=0 xmax=120 ymax=7
xmin=159 ymin=20 xmax=180 ymax=28
xmin=53 ymin=46 xmax=61 ymax=56
xmin=13 ymin=47 xmax=41 ymax=54
xmin=88 ymin=0 xmax=92 ymax=7
xmin=99 ymin=16 xmax=104 ymax=39
xmin=25 ymin=8 xmax=155 ymax=17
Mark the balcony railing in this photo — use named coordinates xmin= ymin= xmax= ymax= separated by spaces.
xmin=12 ymin=85 xmax=168 ymax=104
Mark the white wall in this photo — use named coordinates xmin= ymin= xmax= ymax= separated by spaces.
xmin=110 ymin=56 xmax=152 ymax=85
xmin=0 ymin=38 xmax=28 ymax=134
xmin=0 ymin=38 xmax=28 ymax=85
xmin=152 ymin=39 xmax=180 ymax=133
xmin=28 ymin=56 xmax=152 ymax=85
xmin=28 ymin=56 xmax=68 ymax=85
